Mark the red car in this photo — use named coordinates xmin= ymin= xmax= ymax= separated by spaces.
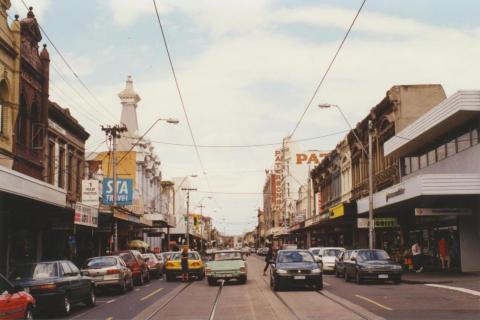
xmin=112 ymin=250 xmax=150 ymax=285
xmin=0 ymin=273 xmax=35 ymax=319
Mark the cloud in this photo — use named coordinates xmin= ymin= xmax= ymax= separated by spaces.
xmin=90 ymin=2 xmax=480 ymax=233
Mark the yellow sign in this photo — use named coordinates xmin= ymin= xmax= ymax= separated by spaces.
xmin=95 ymin=151 xmax=137 ymax=187
xmin=329 ymin=203 xmax=345 ymax=219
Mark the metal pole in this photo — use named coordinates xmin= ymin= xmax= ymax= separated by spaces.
xmin=112 ymin=129 xmax=118 ymax=252
xmin=186 ymin=190 xmax=190 ymax=248
xmin=368 ymin=120 xmax=375 ymax=249
xmin=200 ymin=205 xmax=204 ymax=253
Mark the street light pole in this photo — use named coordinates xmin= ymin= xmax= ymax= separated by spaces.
xmin=182 ymin=188 xmax=197 ymax=248
xmin=318 ymin=103 xmax=375 ymax=249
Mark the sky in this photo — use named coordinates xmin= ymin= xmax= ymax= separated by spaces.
xmin=10 ymin=0 xmax=480 ymax=235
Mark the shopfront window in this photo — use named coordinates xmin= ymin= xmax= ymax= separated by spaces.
xmin=446 ymin=139 xmax=456 ymax=157
xmin=411 ymin=156 xmax=419 ymax=172
xmin=427 ymin=149 xmax=436 ymax=165
xmin=437 ymin=144 xmax=446 ymax=161
xmin=457 ymin=132 xmax=471 ymax=152
xmin=419 ymin=154 xmax=427 ymax=169
xmin=472 ymin=128 xmax=478 ymax=145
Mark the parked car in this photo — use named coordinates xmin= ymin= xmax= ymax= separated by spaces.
xmin=205 ymin=250 xmax=247 ymax=286
xmin=344 ymin=249 xmax=402 ymax=284
xmin=165 ymin=251 xmax=204 ymax=281
xmin=318 ymin=247 xmax=345 ymax=272
xmin=81 ymin=256 xmax=133 ymax=294
xmin=112 ymin=250 xmax=150 ymax=285
xmin=270 ymin=250 xmax=323 ymax=291
xmin=142 ymin=253 xmax=163 ymax=279
xmin=0 ymin=273 xmax=35 ymax=319
xmin=335 ymin=250 xmax=353 ymax=278
xmin=250 ymin=247 xmax=257 ymax=254
xmin=9 ymin=261 xmax=95 ymax=316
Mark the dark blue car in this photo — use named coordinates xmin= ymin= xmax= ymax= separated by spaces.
xmin=9 ymin=260 xmax=95 ymax=316
xmin=270 ymin=250 xmax=323 ymax=291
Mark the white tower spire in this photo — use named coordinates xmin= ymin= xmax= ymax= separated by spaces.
xmin=118 ymin=75 xmax=141 ymax=151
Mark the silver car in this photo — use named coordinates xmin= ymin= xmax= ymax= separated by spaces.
xmin=81 ymin=256 xmax=133 ymax=294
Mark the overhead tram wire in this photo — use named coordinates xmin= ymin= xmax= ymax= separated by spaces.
xmin=152 ymin=0 xmax=220 ymax=209
xmin=141 ymin=130 xmax=348 ymax=148
xmin=289 ymin=0 xmax=367 ymax=138
xmin=20 ymin=0 xmax=119 ymax=124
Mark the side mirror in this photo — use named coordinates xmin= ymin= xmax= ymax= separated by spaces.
xmin=315 ymin=256 xmax=322 ymax=263
xmin=144 ymin=257 xmax=149 ymax=262
xmin=350 ymin=257 xmax=356 ymax=262
xmin=271 ymin=263 xmax=276 ymax=269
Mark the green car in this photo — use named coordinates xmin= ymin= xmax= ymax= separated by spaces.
xmin=205 ymin=250 xmax=247 ymax=286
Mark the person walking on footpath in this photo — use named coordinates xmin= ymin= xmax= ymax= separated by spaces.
xmin=181 ymin=245 xmax=190 ymax=282
xmin=411 ymin=240 xmax=423 ymax=273
xmin=438 ymin=236 xmax=450 ymax=271
xmin=263 ymin=243 xmax=274 ymax=276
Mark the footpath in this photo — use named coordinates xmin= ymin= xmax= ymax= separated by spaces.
xmin=402 ymin=270 xmax=480 ymax=292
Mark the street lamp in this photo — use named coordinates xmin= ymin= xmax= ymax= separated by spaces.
xmin=318 ymin=103 xmax=375 ymax=249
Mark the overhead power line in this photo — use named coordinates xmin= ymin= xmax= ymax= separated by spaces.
xmin=289 ymin=0 xmax=367 ymax=137
xmin=133 ymin=130 xmax=347 ymax=149
xmin=152 ymin=0 xmax=220 ymax=209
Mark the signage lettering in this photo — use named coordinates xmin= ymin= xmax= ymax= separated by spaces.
xmin=385 ymin=188 xmax=405 ymax=202
xmin=102 ymin=178 xmax=133 ymax=205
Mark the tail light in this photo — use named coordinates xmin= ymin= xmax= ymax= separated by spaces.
xmin=107 ymin=269 xmax=120 ymax=274
xmin=166 ymin=262 xmax=175 ymax=268
xmin=205 ymin=268 xmax=211 ymax=275
xmin=132 ymin=264 xmax=141 ymax=272
xmin=191 ymin=262 xmax=201 ymax=267
xmin=31 ymin=284 xmax=56 ymax=291
xmin=240 ymin=267 xmax=246 ymax=273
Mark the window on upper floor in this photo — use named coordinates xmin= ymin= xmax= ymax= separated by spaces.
xmin=0 ymin=98 xmax=3 ymax=135
xmin=58 ymin=145 xmax=65 ymax=188
xmin=47 ymin=140 xmax=55 ymax=184
xmin=16 ymin=96 xmax=27 ymax=145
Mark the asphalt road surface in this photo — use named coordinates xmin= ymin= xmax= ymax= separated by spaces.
xmin=40 ymin=255 xmax=480 ymax=320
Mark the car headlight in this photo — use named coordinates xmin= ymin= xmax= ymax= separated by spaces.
xmin=239 ymin=267 xmax=247 ymax=273
xmin=311 ymin=268 xmax=322 ymax=274
xmin=276 ymin=269 xmax=288 ymax=275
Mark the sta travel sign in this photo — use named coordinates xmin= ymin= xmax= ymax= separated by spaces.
xmin=102 ymin=178 xmax=133 ymax=205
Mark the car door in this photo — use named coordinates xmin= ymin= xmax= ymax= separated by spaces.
xmin=345 ymin=251 xmax=356 ymax=277
xmin=68 ymin=262 xmax=90 ymax=298
xmin=60 ymin=261 xmax=80 ymax=302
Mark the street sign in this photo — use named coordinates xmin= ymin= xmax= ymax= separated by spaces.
xmin=102 ymin=178 xmax=133 ymax=205
xmin=82 ymin=180 xmax=100 ymax=207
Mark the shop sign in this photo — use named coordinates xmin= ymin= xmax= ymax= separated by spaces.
xmin=102 ymin=178 xmax=133 ymax=205
xmin=357 ymin=218 xmax=369 ymax=229
xmin=113 ymin=210 xmax=140 ymax=224
xmin=329 ymin=203 xmax=344 ymax=219
xmin=315 ymin=192 xmax=322 ymax=216
xmin=357 ymin=217 xmax=399 ymax=228
xmin=295 ymin=152 xmax=329 ymax=165
xmin=385 ymin=187 xmax=405 ymax=202
xmin=74 ymin=203 xmax=99 ymax=228
xmin=318 ymin=212 xmax=330 ymax=223
xmin=415 ymin=208 xmax=472 ymax=216
xmin=294 ymin=213 xmax=305 ymax=223
xmin=82 ymin=180 xmax=100 ymax=207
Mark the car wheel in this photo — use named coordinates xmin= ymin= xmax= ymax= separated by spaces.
xmin=271 ymin=276 xmax=280 ymax=291
xmin=344 ymin=269 xmax=349 ymax=282
xmin=315 ymin=279 xmax=323 ymax=291
xmin=138 ymin=273 xmax=144 ymax=286
xmin=128 ymin=277 xmax=134 ymax=290
xmin=238 ymin=276 xmax=247 ymax=284
xmin=335 ymin=269 xmax=340 ymax=278
xmin=207 ymin=277 xmax=216 ymax=286
xmin=60 ymin=294 xmax=71 ymax=316
xmin=145 ymin=271 xmax=151 ymax=283
xmin=394 ymin=278 xmax=401 ymax=285
xmin=24 ymin=305 xmax=34 ymax=320
xmin=85 ymin=286 xmax=96 ymax=307
xmin=355 ymin=271 xmax=362 ymax=285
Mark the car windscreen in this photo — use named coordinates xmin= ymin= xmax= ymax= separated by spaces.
xmin=322 ymin=249 xmax=342 ymax=257
xmin=357 ymin=250 xmax=390 ymax=261
xmin=311 ymin=249 xmax=320 ymax=256
xmin=11 ymin=262 xmax=58 ymax=280
xmin=213 ymin=252 xmax=242 ymax=261
xmin=119 ymin=253 xmax=134 ymax=263
xmin=277 ymin=251 xmax=314 ymax=263
xmin=83 ymin=257 xmax=117 ymax=269
xmin=171 ymin=252 xmax=199 ymax=260
xmin=142 ymin=254 xmax=157 ymax=262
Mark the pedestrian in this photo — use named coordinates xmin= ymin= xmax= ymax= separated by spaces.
xmin=181 ymin=245 xmax=189 ymax=282
xmin=411 ymin=240 xmax=423 ymax=273
xmin=438 ymin=236 xmax=450 ymax=271
xmin=263 ymin=243 xmax=274 ymax=276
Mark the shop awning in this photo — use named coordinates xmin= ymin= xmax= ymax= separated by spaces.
xmin=357 ymin=173 xmax=480 ymax=213
xmin=0 ymin=165 xmax=66 ymax=207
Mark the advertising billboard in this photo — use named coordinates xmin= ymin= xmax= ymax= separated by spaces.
xmin=102 ymin=178 xmax=133 ymax=205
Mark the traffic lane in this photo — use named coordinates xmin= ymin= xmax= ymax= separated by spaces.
xmin=66 ymin=278 xmax=181 ymax=320
xmin=325 ymin=274 xmax=480 ymax=320
xmin=149 ymin=280 xmax=219 ymax=320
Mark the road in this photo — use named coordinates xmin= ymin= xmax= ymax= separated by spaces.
xmin=48 ymin=255 xmax=480 ymax=320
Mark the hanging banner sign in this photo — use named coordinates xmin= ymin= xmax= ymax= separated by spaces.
xmin=74 ymin=203 xmax=99 ymax=228
xmin=102 ymin=178 xmax=133 ymax=205
xmin=82 ymin=180 xmax=100 ymax=207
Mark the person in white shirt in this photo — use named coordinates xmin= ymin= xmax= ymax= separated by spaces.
xmin=411 ymin=241 xmax=423 ymax=273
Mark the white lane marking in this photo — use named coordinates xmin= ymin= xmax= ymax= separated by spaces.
xmin=146 ymin=284 xmax=151 ymax=287
xmin=355 ymin=294 xmax=393 ymax=311
xmin=323 ymin=281 xmax=330 ymax=286
xmin=140 ymin=288 xmax=164 ymax=301
xmin=106 ymin=299 xmax=115 ymax=304
xmin=105 ymin=317 xmax=113 ymax=320
xmin=135 ymin=288 xmax=140 ymax=291
xmin=425 ymin=284 xmax=480 ymax=297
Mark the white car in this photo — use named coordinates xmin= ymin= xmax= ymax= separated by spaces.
xmin=317 ymin=247 xmax=345 ymax=272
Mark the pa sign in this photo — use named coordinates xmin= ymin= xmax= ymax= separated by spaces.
xmin=102 ymin=178 xmax=133 ymax=205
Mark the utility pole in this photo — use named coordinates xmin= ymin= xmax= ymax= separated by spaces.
xmin=368 ymin=120 xmax=375 ymax=249
xmin=198 ymin=204 xmax=205 ymax=253
xmin=182 ymin=188 xmax=197 ymax=248
xmin=101 ymin=124 xmax=127 ymax=252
